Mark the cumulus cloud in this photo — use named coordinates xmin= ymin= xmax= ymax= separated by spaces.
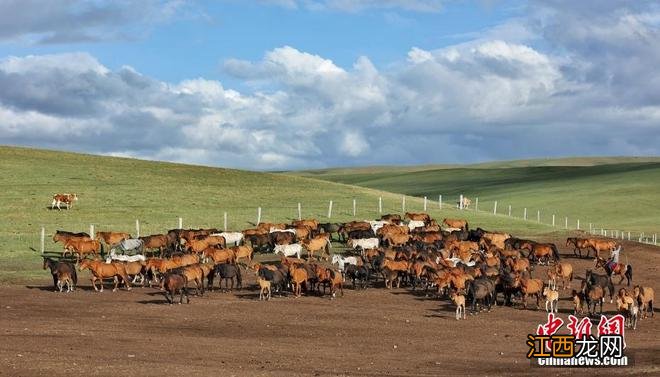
xmin=1 ymin=0 xmax=659 ymax=169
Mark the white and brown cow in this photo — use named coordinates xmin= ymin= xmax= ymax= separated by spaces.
xmin=51 ymin=193 xmax=78 ymax=210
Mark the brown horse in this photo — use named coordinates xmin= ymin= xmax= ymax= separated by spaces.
xmin=202 ymin=247 xmax=236 ymax=264
xmin=405 ymin=212 xmax=431 ymax=222
xmin=95 ymin=231 xmax=131 ymax=247
xmin=442 ymin=218 xmax=468 ymax=230
xmin=140 ymin=234 xmax=169 ymax=255
xmin=633 ymin=285 xmax=655 ymax=319
xmin=185 ymin=235 xmax=226 ymax=253
xmin=566 ymin=237 xmax=592 ymax=258
xmin=383 ymin=232 xmax=410 ymax=247
xmin=549 ymin=262 xmax=573 ymax=290
xmin=79 ymin=259 xmax=131 ymax=292
xmin=594 ymin=257 xmax=633 ymax=286
xmin=506 ymin=257 xmax=531 ymax=274
xmin=301 ymin=235 xmax=330 ymax=260
xmin=289 ymin=266 xmax=308 ymax=297
xmin=518 ymin=273 xmax=544 ymax=310
xmin=52 ymin=231 xmax=91 ymax=244
xmin=63 ymin=239 xmax=101 ymax=260
xmin=526 ymin=243 xmax=560 ymax=265
xmin=585 ymin=239 xmax=617 ymax=259
xmin=230 ymin=245 xmax=254 ymax=264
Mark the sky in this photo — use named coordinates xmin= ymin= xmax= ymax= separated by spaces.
xmin=0 ymin=0 xmax=659 ymax=170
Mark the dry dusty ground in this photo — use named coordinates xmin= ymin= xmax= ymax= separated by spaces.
xmin=1 ymin=237 xmax=659 ymax=376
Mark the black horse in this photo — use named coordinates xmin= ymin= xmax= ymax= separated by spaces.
xmin=213 ymin=263 xmax=242 ymax=291
xmin=585 ymin=269 xmax=615 ymax=303
xmin=467 ymin=277 xmax=496 ymax=314
xmin=344 ymin=264 xmax=370 ymax=290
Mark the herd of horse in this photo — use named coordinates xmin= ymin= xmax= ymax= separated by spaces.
xmin=42 ymin=212 xmax=654 ymax=327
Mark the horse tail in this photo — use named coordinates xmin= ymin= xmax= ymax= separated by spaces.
xmin=551 ymin=244 xmax=560 ymax=262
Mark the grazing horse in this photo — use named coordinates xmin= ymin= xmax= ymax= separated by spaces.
xmin=633 ymin=285 xmax=655 ymax=319
xmin=43 ymin=257 xmax=77 ymax=291
xmin=594 ymin=257 xmax=633 ymax=286
xmin=566 ymin=237 xmax=592 ymax=258
xmin=585 ymin=269 xmax=615 ymax=303
xmin=162 ymin=272 xmax=190 ymax=305
xmin=526 ymin=243 xmax=560 ymax=265
xmin=51 ymin=193 xmax=78 ymax=210
xmin=79 ymin=259 xmax=131 ymax=292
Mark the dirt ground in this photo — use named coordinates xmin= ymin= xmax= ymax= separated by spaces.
xmin=1 ymin=237 xmax=659 ymax=376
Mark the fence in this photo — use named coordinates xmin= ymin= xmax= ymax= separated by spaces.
xmin=22 ymin=193 xmax=657 ymax=255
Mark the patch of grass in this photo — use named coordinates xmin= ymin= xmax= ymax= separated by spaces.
xmin=1 ymin=146 xmax=557 ymax=283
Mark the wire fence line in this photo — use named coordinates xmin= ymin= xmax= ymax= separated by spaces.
xmin=5 ymin=193 xmax=655 ymax=254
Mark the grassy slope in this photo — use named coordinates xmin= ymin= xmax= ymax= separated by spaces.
xmin=1 ymin=146 xmax=553 ymax=283
xmin=292 ymin=162 xmax=660 ymax=234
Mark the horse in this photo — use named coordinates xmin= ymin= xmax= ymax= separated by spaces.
xmin=543 ymin=286 xmax=559 ymax=313
xmin=173 ymin=264 xmax=205 ymax=296
xmin=585 ymin=269 xmax=615 ymax=303
xmin=633 ymin=285 xmax=655 ymax=319
xmin=616 ymin=288 xmax=638 ymax=329
xmin=162 ymin=272 xmax=190 ymax=305
xmin=256 ymin=276 xmax=271 ymax=301
xmin=344 ymin=264 xmax=370 ymax=290
xmin=289 ymin=265 xmax=308 ymax=297
xmin=79 ymin=259 xmax=131 ymax=292
xmin=52 ymin=230 xmax=91 ymax=245
xmin=56 ymin=270 xmax=75 ymax=292
xmin=517 ymin=272 xmax=544 ymax=310
xmin=571 ymin=289 xmax=586 ymax=315
xmin=585 ymin=239 xmax=617 ymax=259
xmin=139 ymin=234 xmax=169 ymax=255
xmin=95 ymin=232 xmax=131 ymax=247
xmin=405 ymin=212 xmax=431 ymax=222
xmin=202 ymin=247 xmax=235 ymax=264
xmin=331 ymin=254 xmax=360 ymax=272
xmin=63 ymin=239 xmax=101 ymax=261
xmin=566 ymin=237 xmax=592 ymax=258
xmin=594 ymin=257 xmax=633 ymax=286
xmin=442 ymin=218 xmax=468 ymax=231
xmin=526 ymin=243 xmax=560 ymax=265
xmin=301 ymin=235 xmax=331 ymax=260
xmin=450 ymin=291 xmax=467 ymax=320
xmin=581 ymin=280 xmax=604 ymax=316
xmin=549 ymin=262 xmax=573 ymax=290
xmin=467 ymin=277 xmax=495 ymax=314
xmin=212 ymin=232 xmax=243 ymax=246
xmin=213 ymin=263 xmax=242 ymax=291
xmin=43 ymin=257 xmax=77 ymax=291
xmin=318 ymin=223 xmax=342 ymax=241
xmin=230 ymin=245 xmax=254 ymax=264
xmin=347 ymin=238 xmax=379 ymax=250
xmin=274 ymin=243 xmax=303 ymax=259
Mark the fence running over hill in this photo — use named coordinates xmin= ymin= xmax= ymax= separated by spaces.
xmin=22 ymin=193 xmax=657 ymax=254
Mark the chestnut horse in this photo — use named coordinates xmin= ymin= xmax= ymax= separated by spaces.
xmin=594 ymin=257 xmax=633 ymax=286
xmin=95 ymin=231 xmax=130 ymax=247
xmin=566 ymin=237 xmax=592 ymax=258
xmin=79 ymin=259 xmax=131 ymax=292
xmin=63 ymin=239 xmax=101 ymax=261
xmin=585 ymin=239 xmax=617 ymax=259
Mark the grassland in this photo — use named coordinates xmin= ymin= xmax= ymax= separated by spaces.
xmin=292 ymin=161 xmax=660 ymax=235
xmin=1 ymin=146 xmax=554 ymax=283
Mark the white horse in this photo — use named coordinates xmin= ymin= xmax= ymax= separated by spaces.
xmin=331 ymin=254 xmax=360 ymax=271
xmin=368 ymin=220 xmax=389 ymax=234
xmin=269 ymin=228 xmax=296 ymax=235
xmin=274 ymin=243 xmax=302 ymax=259
xmin=407 ymin=220 xmax=425 ymax=231
xmin=347 ymin=238 xmax=379 ymax=250
xmin=212 ymin=232 xmax=243 ymax=246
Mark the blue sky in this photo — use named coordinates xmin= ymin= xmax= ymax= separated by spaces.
xmin=0 ymin=1 xmax=658 ymax=169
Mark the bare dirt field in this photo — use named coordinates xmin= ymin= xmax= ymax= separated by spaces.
xmin=1 ymin=237 xmax=659 ymax=376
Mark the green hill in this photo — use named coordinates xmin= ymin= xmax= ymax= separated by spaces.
xmin=292 ymin=161 xmax=660 ymax=236
xmin=1 ymin=146 xmax=555 ymax=283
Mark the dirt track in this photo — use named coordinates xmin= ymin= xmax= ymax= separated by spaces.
xmin=1 ymin=237 xmax=659 ymax=376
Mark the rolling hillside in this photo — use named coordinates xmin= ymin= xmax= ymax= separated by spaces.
xmin=292 ymin=161 xmax=660 ymax=235
xmin=1 ymin=146 xmax=554 ymax=282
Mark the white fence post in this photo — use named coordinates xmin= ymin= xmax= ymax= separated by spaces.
xmin=353 ymin=198 xmax=357 ymax=217
xmin=577 ymin=219 xmax=580 ymax=230
xmin=523 ymin=208 xmax=527 ymax=220
xmin=493 ymin=201 xmax=498 ymax=215
xmin=378 ymin=197 xmax=382 ymax=214
xmin=627 ymin=231 xmax=630 ymax=241
xmin=439 ymin=195 xmax=442 ymax=209
xmin=328 ymin=201 xmax=333 ymax=218
xmin=257 ymin=207 xmax=261 ymax=225
xmin=475 ymin=197 xmax=479 ymax=211
xmin=537 ymin=210 xmax=540 ymax=223
xmin=402 ymin=196 xmax=406 ymax=213
xmin=565 ymin=217 xmax=568 ymax=229
xmin=90 ymin=224 xmax=94 ymax=239
xmin=40 ymin=227 xmax=45 ymax=254
xmin=654 ymin=234 xmax=657 ymax=245
xmin=423 ymin=196 xmax=427 ymax=212
xmin=552 ymin=214 xmax=555 ymax=227
xmin=223 ymin=212 xmax=227 ymax=231
xmin=298 ymin=202 xmax=302 ymax=220
xmin=135 ymin=219 xmax=140 ymax=238
xmin=178 ymin=217 xmax=183 ymax=229
xmin=589 ymin=223 xmax=592 ymax=233
xmin=508 ymin=205 xmax=511 ymax=217
xmin=459 ymin=195 xmax=464 ymax=210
